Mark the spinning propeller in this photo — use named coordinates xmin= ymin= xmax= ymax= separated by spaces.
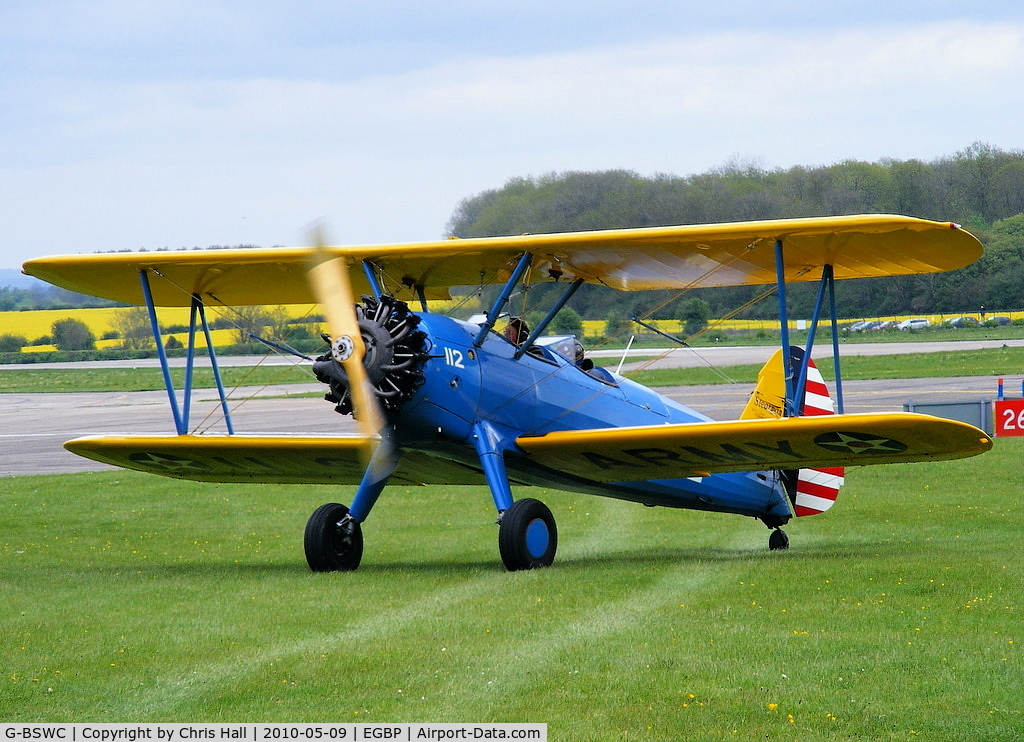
xmin=306 ymin=227 xmax=396 ymax=481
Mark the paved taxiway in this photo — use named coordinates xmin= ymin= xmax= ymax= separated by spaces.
xmin=2 ymin=340 xmax=1012 ymax=477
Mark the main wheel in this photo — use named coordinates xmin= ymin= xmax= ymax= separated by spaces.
xmin=304 ymin=503 xmax=363 ymax=572
xmin=498 ymin=498 xmax=557 ymax=571
xmin=769 ymin=528 xmax=790 ymax=551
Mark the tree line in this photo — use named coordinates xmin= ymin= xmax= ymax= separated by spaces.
xmin=0 ymin=284 xmax=118 ymax=312
xmin=446 ymin=142 xmax=1024 ymax=321
xmin=8 ymin=143 xmax=1024 ymax=323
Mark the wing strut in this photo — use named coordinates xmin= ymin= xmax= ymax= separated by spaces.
xmin=514 ymin=278 xmax=585 ymax=359
xmin=794 ymin=264 xmax=845 ymax=414
xmin=138 ymin=271 xmax=235 ymax=435
xmin=362 ymin=260 xmax=383 ymax=300
xmin=773 ymin=240 xmax=845 ymax=417
xmin=774 ymin=240 xmax=796 ymax=416
xmin=827 ymin=265 xmax=845 ymax=413
xmin=186 ymin=294 xmax=235 ymax=434
xmin=473 ymin=252 xmax=533 ymax=347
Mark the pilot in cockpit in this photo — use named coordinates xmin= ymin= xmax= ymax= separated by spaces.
xmin=574 ymin=339 xmax=595 ymax=371
xmin=503 ymin=317 xmax=530 ymax=346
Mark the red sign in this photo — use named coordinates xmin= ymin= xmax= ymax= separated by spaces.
xmin=994 ymin=399 xmax=1024 ymax=437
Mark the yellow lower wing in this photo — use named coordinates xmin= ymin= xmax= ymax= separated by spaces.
xmin=517 ymin=413 xmax=992 ymax=482
xmin=66 ymin=412 xmax=992 ymax=488
xmin=64 ymin=435 xmax=485 ymax=486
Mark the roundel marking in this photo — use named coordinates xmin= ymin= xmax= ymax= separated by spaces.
xmin=813 ymin=431 xmax=908 ymax=455
xmin=127 ymin=451 xmax=212 ymax=473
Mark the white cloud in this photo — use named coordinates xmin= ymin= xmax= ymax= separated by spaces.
xmin=3 ymin=8 xmax=1023 ymax=269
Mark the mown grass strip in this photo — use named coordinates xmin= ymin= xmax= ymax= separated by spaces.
xmin=3 ymin=439 xmax=1021 ymax=738
xmin=0 ymin=364 xmax=316 ymax=394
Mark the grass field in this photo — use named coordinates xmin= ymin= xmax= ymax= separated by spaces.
xmin=2 ymin=439 xmax=1021 ymax=737
xmin=0 ymin=363 xmax=316 ymax=394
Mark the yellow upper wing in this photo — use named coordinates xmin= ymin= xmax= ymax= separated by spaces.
xmin=22 ymin=215 xmax=982 ymax=306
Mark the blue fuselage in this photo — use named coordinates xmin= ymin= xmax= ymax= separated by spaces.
xmin=393 ymin=314 xmax=792 ymax=523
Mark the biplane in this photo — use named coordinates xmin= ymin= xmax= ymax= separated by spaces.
xmin=22 ymin=214 xmax=993 ymax=571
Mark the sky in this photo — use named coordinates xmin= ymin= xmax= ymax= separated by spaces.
xmin=2 ymin=1 xmax=1023 ymax=271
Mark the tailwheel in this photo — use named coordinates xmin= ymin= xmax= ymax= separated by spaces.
xmin=498 ymin=498 xmax=557 ymax=571
xmin=305 ymin=503 xmax=363 ymax=572
xmin=769 ymin=528 xmax=790 ymax=551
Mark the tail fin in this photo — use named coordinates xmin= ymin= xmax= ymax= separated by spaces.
xmin=741 ymin=347 xmax=845 ymax=516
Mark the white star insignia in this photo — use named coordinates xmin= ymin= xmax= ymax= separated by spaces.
xmin=128 ymin=452 xmax=211 ymax=473
xmin=814 ymin=431 xmax=907 ymax=455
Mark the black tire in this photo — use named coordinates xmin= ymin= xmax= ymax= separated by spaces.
xmin=769 ymin=528 xmax=790 ymax=551
xmin=498 ymin=498 xmax=557 ymax=571
xmin=304 ymin=503 xmax=363 ymax=572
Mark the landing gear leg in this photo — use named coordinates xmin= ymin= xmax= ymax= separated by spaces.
xmin=768 ymin=528 xmax=790 ymax=551
xmin=305 ymin=503 xmax=363 ymax=572
xmin=471 ymin=421 xmax=559 ymax=570
xmin=498 ymin=498 xmax=558 ymax=571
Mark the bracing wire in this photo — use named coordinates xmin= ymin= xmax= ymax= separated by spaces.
xmin=140 ymin=268 xmax=324 ymax=434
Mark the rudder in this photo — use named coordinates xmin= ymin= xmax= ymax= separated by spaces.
xmin=741 ymin=346 xmax=844 ymax=516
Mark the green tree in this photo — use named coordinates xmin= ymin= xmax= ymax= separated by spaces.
xmin=681 ymin=298 xmax=710 ymax=336
xmin=111 ymin=306 xmax=155 ymax=350
xmin=51 ymin=317 xmax=96 ymax=351
xmin=0 ymin=333 xmax=27 ymax=352
xmin=446 ymin=145 xmax=1024 ymax=319
xmin=232 ymin=306 xmax=275 ymax=344
xmin=603 ymin=308 xmax=631 ymax=340
xmin=551 ymin=306 xmax=583 ymax=337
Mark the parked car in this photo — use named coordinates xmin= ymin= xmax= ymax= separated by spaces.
xmin=943 ymin=316 xmax=980 ymax=328
xmin=870 ymin=320 xmax=897 ymax=331
xmin=845 ymin=320 xmax=875 ymax=332
xmin=897 ymin=318 xmax=930 ymax=330
xmin=988 ymin=316 xmax=1011 ymax=326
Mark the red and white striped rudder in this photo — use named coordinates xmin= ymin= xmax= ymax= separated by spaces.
xmin=740 ymin=346 xmax=845 ymax=517
xmin=793 ymin=353 xmax=845 ymax=516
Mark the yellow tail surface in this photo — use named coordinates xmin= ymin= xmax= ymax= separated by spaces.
xmin=741 ymin=348 xmax=788 ymax=420
xmin=740 ymin=347 xmax=848 ymax=516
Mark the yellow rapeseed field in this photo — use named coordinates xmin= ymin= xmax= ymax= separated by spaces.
xmin=3 ymin=307 xmax=128 ymax=341
xmin=1 ymin=299 xmax=466 ymax=353
xmin=1 ymin=305 xmax=323 ymax=353
xmin=6 ymin=306 xmax=1019 ymax=353
xmin=580 ymin=318 xmax=778 ymax=337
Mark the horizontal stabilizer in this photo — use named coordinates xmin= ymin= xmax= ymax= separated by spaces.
xmin=517 ymin=413 xmax=992 ymax=483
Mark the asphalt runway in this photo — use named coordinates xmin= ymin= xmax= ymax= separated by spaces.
xmin=0 ymin=385 xmax=354 ymax=476
xmin=1 ymin=359 xmax=1008 ymax=477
